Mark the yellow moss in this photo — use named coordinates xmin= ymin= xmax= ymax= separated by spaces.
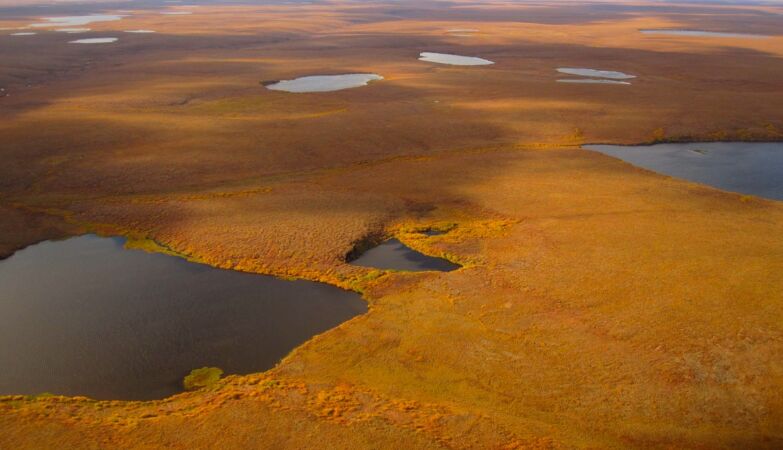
xmin=183 ymin=367 xmax=224 ymax=391
xmin=123 ymin=237 xmax=183 ymax=257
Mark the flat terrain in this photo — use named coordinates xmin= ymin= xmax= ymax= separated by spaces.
xmin=1 ymin=0 xmax=782 ymax=448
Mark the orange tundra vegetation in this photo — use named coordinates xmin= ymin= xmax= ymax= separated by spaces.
xmin=1 ymin=0 xmax=783 ymax=448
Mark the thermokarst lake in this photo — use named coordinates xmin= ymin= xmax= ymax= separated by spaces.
xmin=0 ymin=235 xmax=367 ymax=400
xmin=264 ymin=74 xmax=383 ymax=93
xmin=30 ymin=14 xmax=124 ymax=28
xmin=556 ymin=68 xmax=635 ymax=79
xmin=419 ymin=52 xmax=494 ymax=65
xmin=556 ymin=67 xmax=636 ymax=84
xmin=69 ymin=37 xmax=118 ymax=44
xmin=584 ymin=142 xmax=783 ymax=200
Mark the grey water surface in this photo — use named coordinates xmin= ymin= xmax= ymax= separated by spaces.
xmin=351 ymin=238 xmax=460 ymax=272
xmin=584 ymin=142 xmax=783 ymax=200
xmin=265 ymin=74 xmax=383 ymax=92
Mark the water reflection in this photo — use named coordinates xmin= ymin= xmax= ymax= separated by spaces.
xmin=0 ymin=235 xmax=366 ymax=400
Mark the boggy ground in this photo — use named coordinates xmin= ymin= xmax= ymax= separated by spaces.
xmin=1 ymin=0 xmax=783 ymax=448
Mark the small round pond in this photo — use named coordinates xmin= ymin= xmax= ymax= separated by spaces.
xmin=0 ymin=235 xmax=366 ymax=400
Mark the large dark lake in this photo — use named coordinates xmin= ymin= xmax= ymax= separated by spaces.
xmin=0 ymin=235 xmax=366 ymax=400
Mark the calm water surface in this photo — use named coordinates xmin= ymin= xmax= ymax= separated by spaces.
xmin=265 ymin=74 xmax=383 ymax=93
xmin=0 ymin=235 xmax=366 ymax=400
xmin=30 ymin=14 xmax=124 ymax=27
xmin=351 ymin=239 xmax=460 ymax=272
xmin=556 ymin=68 xmax=635 ymax=80
xmin=69 ymin=37 xmax=117 ymax=44
xmin=584 ymin=142 xmax=783 ymax=200
xmin=419 ymin=52 xmax=494 ymax=66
